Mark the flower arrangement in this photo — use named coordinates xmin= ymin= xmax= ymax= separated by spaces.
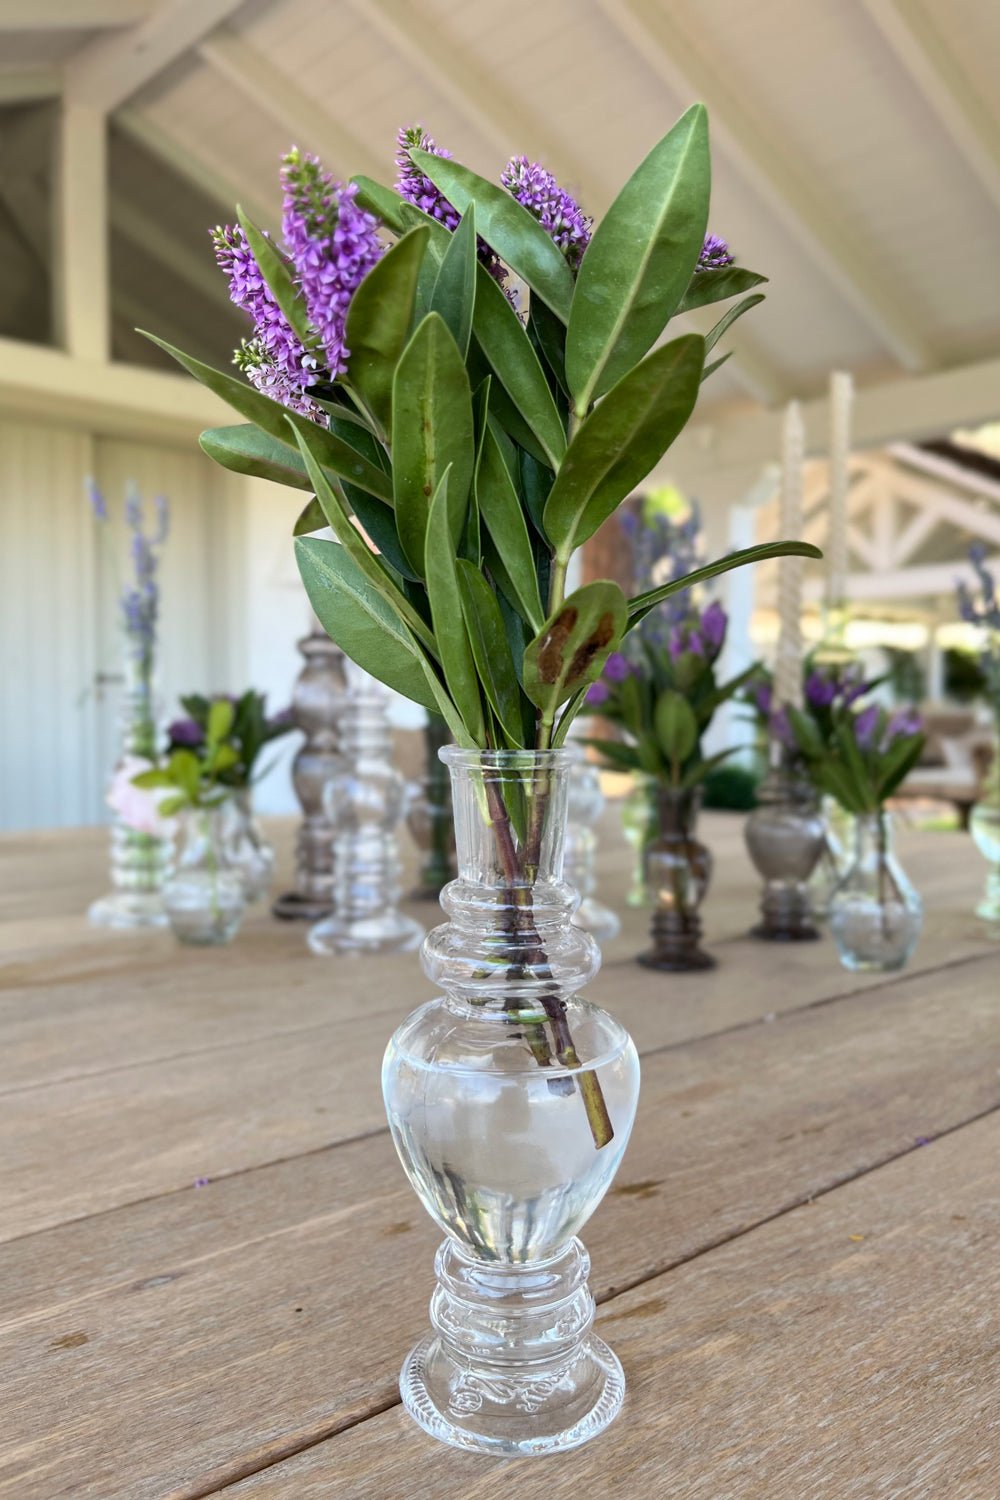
xmin=145 ymin=106 xmax=818 ymax=1148
xmin=167 ymin=690 xmax=295 ymax=788
xmin=131 ymin=699 xmax=242 ymax=816
xmin=746 ymin=656 xmax=870 ymax=756
xmin=585 ymin=601 xmax=753 ymax=788
xmin=787 ymin=701 xmax=925 ymax=816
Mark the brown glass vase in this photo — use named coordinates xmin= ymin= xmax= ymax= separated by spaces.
xmin=638 ymin=785 xmax=715 ymax=972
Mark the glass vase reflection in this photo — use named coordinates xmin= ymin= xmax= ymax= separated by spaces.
xmin=620 ymin=773 xmax=656 ymax=907
xmin=639 ymin=785 xmax=714 ymax=971
xmin=88 ymin=658 xmax=170 ymax=929
xmin=565 ymin=760 xmax=621 ymax=943
xmin=829 ymin=811 xmax=922 ymax=972
xmin=308 ymin=683 xmax=424 ymax=956
xmin=382 ymin=748 xmax=640 ymax=1456
xmin=223 ymin=789 xmax=275 ymax=902
xmin=163 ymin=806 xmax=245 ymax=946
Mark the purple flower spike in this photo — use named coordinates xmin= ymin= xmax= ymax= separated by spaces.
xmin=885 ymin=708 xmax=922 ymax=745
xmin=700 ymin=600 xmax=727 ymax=653
xmin=697 ymin=234 xmax=734 ymax=270
xmin=754 ymin=681 xmax=773 ymax=716
xmin=603 ymin=651 xmax=632 ymax=683
xmin=501 ymin=156 xmax=592 ymax=272
xmin=805 ymin=670 xmax=837 ymax=709
xmin=854 ymin=705 xmax=880 ymax=750
xmin=86 ymin=478 xmax=107 ymax=522
xmin=585 ymin=680 xmax=610 ymax=707
xmin=395 ymin=125 xmax=461 ymax=230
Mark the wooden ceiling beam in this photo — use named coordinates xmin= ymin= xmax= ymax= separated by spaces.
xmin=115 ymin=108 xmax=272 ymax=228
xmin=593 ymin=0 xmax=934 ymax=373
xmin=859 ymin=0 xmax=1000 ymax=217
xmin=64 ymin=0 xmax=246 ymax=113
xmin=196 ymin=23 xmax=386 ymax=186
xmin=1 ymin=1 xmax=151 ymax=26
xmin=0 ymin=68 xmax=61 ymax=103
xmin=109 ymin=196 xmax=233 ymax=313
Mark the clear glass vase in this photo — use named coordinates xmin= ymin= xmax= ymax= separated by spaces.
xmin=223 ymin=789 xmax=275 ymax=903
xmin=565 ymin=760 xmax=621 ymax=943
xmin=308 ymin=682 xmax=424 ymax=956
xmin=639 ymin=785 xmax=714 ymax=971
xmin=382 ymin=748 xmax=641 ymax=1456
xmin=969 ymin=794 xmax=1000 ymax=927
xmin=744 ymin=753 xmax=824 ymax=942
xmin=620 ymin=773 xmax=656 ymax=908
xmin=807 ymin=793 xmax=853 ymax=919
xmin=163 ymin=806 xmax=246 ymax=946
xmin=829 ymin=810 xmax=922 ymax=972
xmin=88 ymin=659 xmax=171 ymax=929
xmin=406 ymin=717 xmax=457 ymax=900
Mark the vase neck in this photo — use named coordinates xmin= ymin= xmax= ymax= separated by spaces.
xmin=851 ymin=810 xmax=894 ymax=865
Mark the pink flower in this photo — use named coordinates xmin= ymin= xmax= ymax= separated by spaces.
xmin=107 ymin=757 xmax=176 ymax=837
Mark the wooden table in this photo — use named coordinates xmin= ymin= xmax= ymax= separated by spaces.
xmin=2 ymin=812 xmax=998 ymax=1499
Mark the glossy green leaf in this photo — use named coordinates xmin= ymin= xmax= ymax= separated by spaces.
xmin=482 ymin=372 xmax=549 ymax=467
xmin=410 ymin=147 xmax=575 ymax=321
xmin=141 ymin=333 xmax=394 ymax=504
xmin=319 ymin=410 xmax=414 ymax=580
xmin=199 ymin=424 xmax=311 ymax=491
xmin=456 ymin=560 xmax=525 ymax=746
xmin=701 ymin=351 xmax=732 ymax=382
xmin=677 ymin=265 xmax=768 ymax=314
xmin=236 ymin=209 xmax=313 ymax=349
xmin=475 ymin=424 xmax=545 ymax=631
xmin=704 ymin=292 xmax=766 ymax=355
xmin=293 ymin=497 xmax=327 ymax=535
xmin=425 ymin=469 xmax=486 ymax=745
xmin=350 ymin=176 xmax=409 ymax=232
xmin=430 ymin=205 xmax=477 ymax=358
xmin=343 ymin=226 xmax=429 ymax=433
xmin=392 ymin=312 xmax=474 ymax=576
xmin=295 ymin=536 xmax=439 ymax=714
xmin=627 ymin=541 xmax=823 ymax=627
xmin=523 ymin=581 xmax=628 ymax=726
xmin=290 ymin=420 xmax=436 ymax=654
xmin=528 ymin=296 xmax=569 ymax=397
xmin=544 ymin=334 xmax=705 ymax=560
xmin=471 ymin=266 xmax=567 ymax=470
xmin=566 ymin=104 xmax=710 ymax=410
xmin=654 ymin=690 xmax=698 ymax=765
xmin=517 ymin=447 xmax=554 ymax=540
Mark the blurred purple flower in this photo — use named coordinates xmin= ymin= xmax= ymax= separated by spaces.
xmin=169 ymin=717 xmax=205 ymax=748
xmin=585 ymin=680 xmax=610 ymax=707
xmin=501 ymin=156 xmax=592 ymax=271
xmin=697 ymin=234 xmax=734 ymax=270
xmin=805 ymin=670 xmax=837 ymax=709
xmin=854 ymin=705 xmax=880 ymax=750
xmin=771 ymin=706 xmax=795 ymax=749
xmin=885 ymin=708 xmax=922 ymax=744
xmin=86 ymin=478 xmax=107 ymax=522
xmin=268 ymin=706 xmax=295 ymax=729
xmin=753 ymin=680 xmax=773 ymax=716
xmin=700 ymin=600 xmax=727 ymax=653
xmin=603 ymin=651 xmax=632 ymax=683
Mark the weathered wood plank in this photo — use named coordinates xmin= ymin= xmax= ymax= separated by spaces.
xmin=2 ymin=954 xmax=997 ymax=1498
xmin=230 ymin=1110 xmax=1000 ymax=1499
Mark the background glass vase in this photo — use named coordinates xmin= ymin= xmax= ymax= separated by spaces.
xmin=406 ymin=715 xmax=457 ymax=900
xmin=382 ymin=748 xmax=640 ymax=1456
xmin=565 ymin=760 xmax=621 ymax=943
xmin=620 ymin=774 xmax=657 ymax=908
xmin=807 ymin=793 xmax=854 ymax=919
xmin=88 ymin=660 xmax=171 ymax=929
xmin=829 ymin=810 xmax=922 ymax=971
xmin=745 ymin=755 xmax=824 ymax=942
xmin=223 ymin=788 xmax=275 ymax=903
xmin=639 ymin=784 xmax=714 ymax=971
xmin=163 ymin=805 xmax=245 ymax=946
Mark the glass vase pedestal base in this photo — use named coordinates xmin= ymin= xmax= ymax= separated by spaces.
xmin=308 ymin=909 xmax=424 ymax=956
xmin=638 ymin=910 xmax=715 ymax=972
xmin=88 ymin=890 xmax=168 ymax=930
xmin=750 ymin=891 xmax=820 ymax=944
xmin=400 ymin=1238 xmax=625 ymax=1457
xmin=272 ymin=890 xmax=334 ymax=923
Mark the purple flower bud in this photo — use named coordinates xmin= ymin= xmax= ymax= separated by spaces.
xmin=668 ymin=625 xmax=686 ymax=661
xmin=169 ymin=717 xmax=205 ymax=748
xmin=854 ymin=705 xmax=880 ymax=750
xmin=603 ymin=651 xmax=631 ymax=683
xmin=697 ymin=234 xmax=734 ymax=270
xmin=754 ymin=681 xmax=773 ymax=716
xmin=805 ymin=670 xmax=837 ymax=709
xmin=585 ymin=680 xmax=610 ymax=707
xmin=501 ymin=156 xmax=592 ymax=272
xmin=700 ymin=601 xmax=727 ymax=653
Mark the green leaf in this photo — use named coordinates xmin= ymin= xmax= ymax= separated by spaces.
xmin=350 ymin=176 xmax=409 ymax=232
xmin=141 ymin=333 xmax=394 ymax=504
xmin=199 ymin=424 xmax=311 ymax=491
xmin=425 ymin=469 xmax=486 ymax=745
xmin=236 ymin=209 xmax=314 ymax=349
xmin=704 ymin=292 xmax=766 ymax=355
xmin=544 ymin=334 xmax=704 ymax=559
xmin=566 ymin=104 xmax=710 ymax=409
xmin=627 ymin=541 xmax=823 ymax=626
xmin=157 ymin=794 xmax=189 ymax=817
xmin=392 ymin=312 xmax=474 ymax=576
xmin=585 ymin=736 xmax=644 ymax=773
xmin=680 ymin=746 xmax=738 ymax=790
xmin=290 ymin=420 xmax=436 ymax=653
xmin=475 ymin=424 xmax=545 ymax=631
xmin=878 ymin=733 xmax=926 ymax=801
xmin=455 ymin=560 xmax=525 ymax=746
xmin=702 ymin=351 xmax=732 ymax=383
xmin=295 ymin=536 xmax=440 ymax=714
xmin=677 ymin=265 xmax=768 ymax=314
xmin=207 ymin=697 xmax=235 ymax=745
xmin=471 ymin=267 xmax=567 ymax=470
xmin=323 ymin=411 xmax=416 ymax=581
xmin=518 ymin=447 xmax=554 ymax=540
xmin=343 ymin=226 xmax=429 ymax=433
xmin=410 ymin=147 xmax=576 ymax=322
xmin=131 ymin=770 xmax=173 ymax=790
xmin=523 ymin=581 xmax=628 ymax=726
xmin=430 ymin=205 xmax=477 ymax=358
xmin=654 ymin=690 xmax=698 ymax=765
xmin=528 ymin=296 xmax=569 ymax=397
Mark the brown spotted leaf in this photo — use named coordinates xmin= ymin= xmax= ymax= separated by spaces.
xmin=523 ymin=581 xmax=627 ymax=725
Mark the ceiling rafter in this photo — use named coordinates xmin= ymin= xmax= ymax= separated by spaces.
xmin=2 ymin=1 xmax=151 ymax=27
xmin=858 ymin=0 xmax=1000 ymax=216
xmin=64 ymin=0 xmax=246 ymax=113
xmin=196 ymin=23 xmax=386 ymax=186
xmin=0 ymin=68 xmax=61 ymax=103
xmin=115 ymin=108 xmax=272 ymax=228
xmin=345 ymin=0 xmax=791 ymax=407
xmin=592 ymin=0 xmax=934 ymax=374
xmin=109 ymin=197 xmax=233 ymax=313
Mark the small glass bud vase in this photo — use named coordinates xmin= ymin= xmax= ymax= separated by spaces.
xmin=223 ymin=789 xmax=275 ymax=903
xmin=620 ymin=773 xmax=656 ymax=907
xmin=745 ymin=753 xmax=824 ymax=942
xmin=639 ymin=785 xmax=714 ymax=972
xmin=308 ymin=683 xmax=424 ymax=956
xmin=163 ymin=806 xmax=246 ymax=946
xmin=807 ymin=793 xmax=853 ymax=919
xmin=383 ymin=748 xmax=640 ymax=1456
xmin=565 ymin=760 xmax=621 ymax=943
xmin=829 ymin=810 xmax=922 ymax=972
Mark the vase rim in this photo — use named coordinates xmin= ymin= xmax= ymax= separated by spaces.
xmin=439 ymin=746 xmax=583 ymax=769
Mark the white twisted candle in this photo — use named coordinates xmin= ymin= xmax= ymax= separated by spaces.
xmin=827 ymin=371 xmax=853 ymax=610
xmin=774 ymin=400 xmax=804 ymax=711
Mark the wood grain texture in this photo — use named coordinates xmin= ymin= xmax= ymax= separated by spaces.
xmin=3 ymin=952 xmax=997 ymax=1498
xmin=230 ymin=1111 xmax=1000 ymax=1500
